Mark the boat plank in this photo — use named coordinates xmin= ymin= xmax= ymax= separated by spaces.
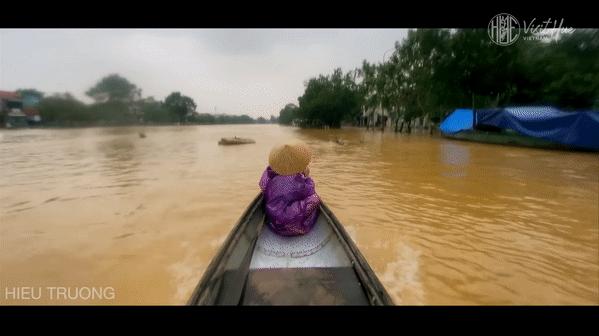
xmin=241 ymin=267 xmax=369 ymax=305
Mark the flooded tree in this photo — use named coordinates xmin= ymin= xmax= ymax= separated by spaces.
xmin=86 ymin=74 xmax=141 ymax=103
xmin=296 ymin=68 xmax=362 ymax=128
xmin=38 ymin=94 xmax=90 ymax=126
xmin=291 ymin=29 xmax=598 ymax=132
xmin=278 ymin=103 xmax=298 ymax=125
xmin=164 ymin=92 xmax=197 ymax=123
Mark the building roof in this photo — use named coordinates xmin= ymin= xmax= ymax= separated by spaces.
xmin=0 ymin=91 xmax=21 ymax=100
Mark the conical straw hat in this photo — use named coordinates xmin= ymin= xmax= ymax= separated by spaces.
xmin=268 ymin=143 xmax=312 ymax=176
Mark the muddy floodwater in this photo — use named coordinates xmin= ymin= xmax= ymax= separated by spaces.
xmin=1 ymin=125 xmax=597 ymax=304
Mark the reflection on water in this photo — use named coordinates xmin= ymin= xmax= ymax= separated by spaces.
xmin=0 ymin=125 xmax=598 ymax=305
xmin=440 ymin=142 xmax=469 ymax=178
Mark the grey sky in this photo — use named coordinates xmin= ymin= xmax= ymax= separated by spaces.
xmin=0 ymin=29 xmax=408 ymax=118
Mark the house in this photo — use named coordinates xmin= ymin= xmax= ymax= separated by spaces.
xmin=0 ymin=90 xmax=43 ymax=127
xmin=20 ymin=91 xmax=43 ymax=124
xmin=0 ymin=91 xmax=27 ymax=128
xmin=361 ymin=104 xmax=390 ymax=129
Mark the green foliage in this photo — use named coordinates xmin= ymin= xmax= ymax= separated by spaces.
xmin=23 ymin=74 xmax=262 ymax=127
xmin=289 ymin=28 xmax=598 ymax=129
xmin=141 ymin=100 xmax=174 ymax=123
xmin=86 ymin=74 xmax=141 ymax=103
xmin=38 ymin=95 xmax=91 ymax=126
xmin=164 ymin=92 xmax=197 ymax=123
xmin=213 ymin=114 xmax=255 ymax=124
xmin=187 ymin=113 xmax=215 ymax=124
xmin=278 ymin=103 xmax=299 ymax=125
xmin=296 ymin=68 xmax=362 ymax=128
xmin=88 ymin=101 xmax=137 ymax=125
xmin=166 ymin=111 xmax=255 ymax=125
xmin=391 ymin=29 xmax=599 ymax=116
xmin=533 ymin=29 xmax=599 ymax=109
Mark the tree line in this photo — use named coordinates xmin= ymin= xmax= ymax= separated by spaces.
xmin=279 ymin=29 xmax=599 ymax=131
xmin=26 ymin=74 xmax=276 ymax=127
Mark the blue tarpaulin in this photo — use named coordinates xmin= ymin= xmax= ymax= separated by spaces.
xmin=439 ymin=106 xmax=599 ymax=151
xmin=439 ymin=108 xmax=473 ymax=134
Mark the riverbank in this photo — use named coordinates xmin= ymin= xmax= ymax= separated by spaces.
xmin=0 ymin=121 xmax=272 ymax=130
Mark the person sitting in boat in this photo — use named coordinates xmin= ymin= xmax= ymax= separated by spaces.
xmin=258 ymin=143 xmax=320 ymax=236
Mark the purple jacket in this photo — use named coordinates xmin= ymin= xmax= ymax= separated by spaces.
xmin=259 ymin=166 xmax=320 ymax=236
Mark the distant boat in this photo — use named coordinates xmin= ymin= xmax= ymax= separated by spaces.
xmin=439 ymin=107 xmax=599 ymax=152
xmin=188 ymin=193 xmax=393 ymax=305
xmin=218 ymin=137 xmax=255 ymax=145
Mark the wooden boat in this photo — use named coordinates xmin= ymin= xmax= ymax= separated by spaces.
xmin=218 ymin=137 xmax=255 ymax=145
xmin=188 ymin=194 xmax=393 ymax=305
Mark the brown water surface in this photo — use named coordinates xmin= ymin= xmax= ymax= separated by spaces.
xmin=1 ymin=125 xmax=597 ymax=304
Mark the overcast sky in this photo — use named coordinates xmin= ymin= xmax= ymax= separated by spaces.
xmin=0 ymin=29 xmax=408 ymax=118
